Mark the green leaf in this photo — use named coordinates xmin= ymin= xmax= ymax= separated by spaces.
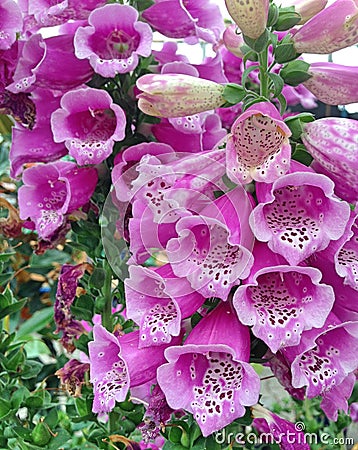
xmin=274 ymin=6 xmax=301 ymax=31
xmin=241 ymin=65 xmax=259 ymax=88
xmin=0 ymin=399 xmax=11 ymax=419
xmin=223 ymin=84 xmax=246 ymax=105
xmin=89 ymin=268 xmax=106 ymax=289
xmin=205 ymin=435 xmax=221 ymax=450
xmin=24 ymin=340 xmax=50 ymax=358
xmin=0 ymin=299 xmax=27 ymax=321
xmin=21 ymin=360 xmax=43 ymax=380
xmin=242 ymin=96 xmax=269 ymax=111
xmin=280 ymin=60 xmax=311 ymax=86
xmin=162 ymin=442 xmax=187 ymax=450
xmin=293 ymin=147 xmax=313 ymax=166
xmin=268 ymin=73 xmax=284 ymax=98
xmin=16 ymin=307 xmax=54 ymax=340
xmin=169 ymin=426 xmax=182 ymax=444
xmin=30 ymin=250 xmax=70 ymax=269
xmin=276 ymin=93 xmax=287 ymax=116
xmin=267 ymin=3 xmax=279 ymax=27
xmin=11 ymin=386 xmax=30 ymax=409
xmin=243 ymin=29 xmax=270 ymax=53
xmin=47 ymin=429 xmax=71 ymax=450
xmin=0 ymin=252 xmax=15 ymax=262
xmin=274 ymin=36 xmax=299 ymax=64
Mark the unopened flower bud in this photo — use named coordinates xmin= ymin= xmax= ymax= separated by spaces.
xmin=225 ymin=0 xmax=269 ymax=39
xmin=223 ymin=25 xmax=245 ymax=58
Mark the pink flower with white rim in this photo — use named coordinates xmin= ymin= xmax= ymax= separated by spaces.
xmin=51 ymin=87 xmax=126 ymax=165
xmin=302 ymin=63 xmax=358 ymax=106
xmin=250 ymin=171 xmax=351 ymax=265
xmin=137 ymin=73 xmax=226 ymax=118
xmin=226 ymin=102 xmax=292 ymax=185
xmin=291 ymin=0 xmax=358 ymax=54
xmin=74 ymin=4 xmax=152 ymax=77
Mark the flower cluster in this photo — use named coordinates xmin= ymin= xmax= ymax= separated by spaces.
xmin=3 ymin=0 xmax=358 ymax=446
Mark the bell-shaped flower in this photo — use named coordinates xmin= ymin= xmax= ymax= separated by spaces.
xmin=233 ymin=243 xmax=335 ymax=353
xmin=167 ymin=186 xmax=254 ymax=299
xmin=252 ymin=404 xmax=310 ymax=449
xmin=223 ymin=25 xmax=245 ymax=58
xmin=51 ymin=87 xmax=126 ymax=165
xmin=225 ymin=0 xmax=269 ymax=39
xmin=0 ymin=0 xmax=23 ymax=50
xmin=54 ymin=264 xmax=87 ymax=353
xmin=55 ymin=358 xmax=90 ymax=397
xmin=7 ymin=34 xmax=93 ymax=94
xmin=10 ymin=89 xmax=67 ymax=178
xmin=226 ymin=102 xmax=292 ymax=185
xmin=142 ymin=0 xmax=224 ymax=44
xmin=74 ymin=4 xmax=152 ymax=77
xmin=18 ymin=161 xmax=97 ymax=238
xmin=137 ymin=73 xmax=226 ymax=118
xmin=282 ymin=314 xmax=358 ymax=401
xmin=89 ymin=325 xmax=182 ymax=414
xmin=302 ymin=117 xmax=358 ymax=202
xmin=291 ymin=0 xmax=358 ymax=54
xmin=124 ymin=264 xmax=204 ymax=348
xmin=303 ymin=63 xmax=358 ymax=105
xmin=157 ymin=301 xmax=260 ymax=437
xmin=250 ymin=171 xmax=351 ymax=265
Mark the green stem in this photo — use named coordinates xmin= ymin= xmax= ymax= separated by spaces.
xmin=258 ymin=46 xmax=269 ymax=99
xmin=102 ymin=260 xmax=113 ymax=332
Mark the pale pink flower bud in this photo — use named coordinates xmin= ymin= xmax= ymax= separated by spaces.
xmin=223 ymin=24 xmax=245 ymax=58
xmin=303 ymin=62 xmax=358 ymax=105
xmin=281 ymin=0 xmax=328 ymax=24
xmin=225 ymin=0 xmax=269 ymax=39
xmin=137 ymin=74 xmax=226 ymax=117
xmin=292 ymin=0 xmax=358 ymax=54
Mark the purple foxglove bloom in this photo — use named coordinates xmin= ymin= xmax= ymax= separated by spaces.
xmin=137 ymin=74 xmax=226 ymax=118
xmin=292 ymin=0 xmax=358 ymax=54
xmin=303 ymin=63 xmax=358 ymax=105
xmin=51 ymin=87 xmax=126 ymax=165
xmin=282 ymin=314 xmax=358 ymax=400
xmin=10 ymin=89 xmax=67 ymax=178
xmin=282 ymin=84 xmax=317 ymax=110
xmin=167 ymin=186 xmax=254 ymax=299
xmin=350 ymin=401 xmax=358 ymax=422
xmin=142 ymin=0 xmax=224 ymax=44
xmin=74 ymin=4 xmax=152 ymax=77
xmin=0 ymin=0 xmax=22 ymax=50
xmin=225 ymin=0 xmax=269 ymax=39
xmin=233 ymin=243 xmax=335 ymax=353
xmin=250 ymin=171 xmax=351 ymax=265
xmin=335 ymin=213 xmax=358 ymax=291
xmin=89 ymin=325 xmax=182 ymax=414
xmin=125 ymin=264 xmax=204 ymax=348
xmin=157 ymin=301 xmax=260 ymax=437
xmin=302 ymin=117 xmax=358 ymax=202
xmin=18 ymin=161 xmax=97 ymax=238
xmin=54 ymin=264 xmax=87 ymax=352
xmin=226 ymin=102 xmax=292 ymax=184
xmin=320 ymin=373 xmax=355 ymax=421
xmin=281 ymin=0 xmax=328 ymax=24
xmin=7 ymin=34 xmax=93 ymax=94
xmin=252 ymin=404 xmax=310 ymax=450
xmin=55 ymin=358 xmax=90 ymax=397
xmin=223 ymin=24 xmax=245 ymax=58
xmin=25 ymin=0 xmax=107 ymax=28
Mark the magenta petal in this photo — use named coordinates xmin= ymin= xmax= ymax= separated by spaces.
xmin=250 ymin=172 xmax=351 ymax=265
xmin=0 ymin=0 xmax=23 ymax=50
xmin=89 ymin=325 xmax=130 ymax=413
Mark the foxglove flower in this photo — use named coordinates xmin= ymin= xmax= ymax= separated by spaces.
xmin=142 ymin=0 xmax=224 ymax=44
xmin=225 ymin=0 xmax=269 ymax=39
xmin=223 ymin=25 xmax=245 ymax=58
xmin=10 ymin=89 xmax=67 ymax=178
xmin=51 ymin=87 xmax=126 ymax=165
xmin=292 ymin=0 xmax=358 ymax=54
xmin=0 ymin=0 xmax=22 ymax=50
xmin=74 ymin=4 xmax=152 ymax=77
xmin=303 ymin=63 xmax=358 ymax=105
xmin=55 ymin=359 xmax=90 ymax=397
xmin=125 ymin=264 xmax=204 ymax=348
xmin=282 ymin=314 xmax=358 ymax=401
xmin=320 ymin=373 xmax=356 ymax=421
xmin=157 ymin=301 xmax=260 ymax=437
xmin=233 ymin=243 xmax=335 ymax=353
xmin=23 ymin=0 xmax=107 ymax=28
xmin=54 ymin=264 xmax=87 ymax=352
xmin=137 ymin=74 xmax=226 ymax=117
xmin=281 ymin=0 xmax=328 ymax=24
xmin=302 ymin=117 xmax=358 ymax=202
xmin=226 ymin=102 xmax=292 ymax=184
xmin=89 ymin=325 xmax=182 ymax=414
xmin=18 ymin=161 xmax=97 ymax=238
xmin=7 ymin=34 xmax=93 ymax=93
xmin=252 ymin=404 xmax=310 ymax=449
xmin=167 ymin=186 xmax=254 ymax=299
xmin=250 ymin=172 xmax=351 ymax=265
